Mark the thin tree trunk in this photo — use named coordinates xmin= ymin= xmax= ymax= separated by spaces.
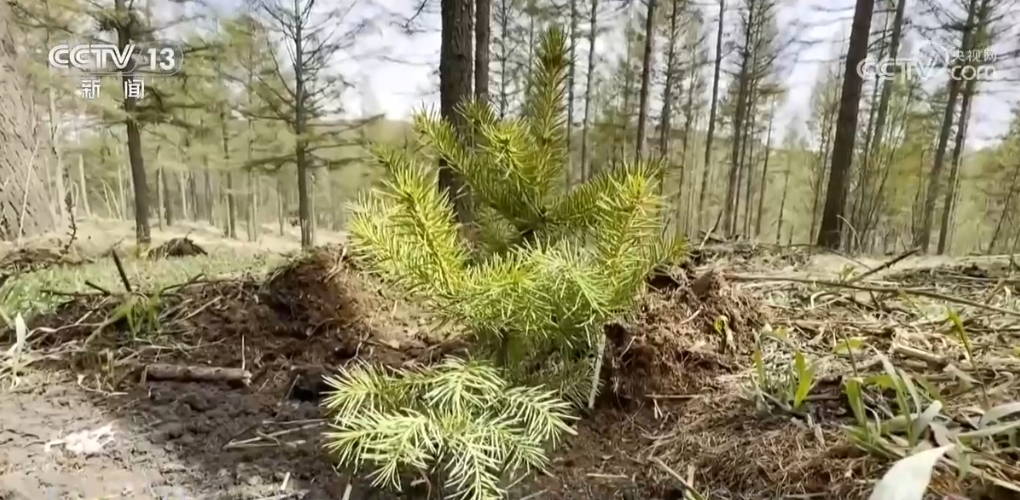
xmin=660 ymin=0 xmax=681 ymax=197
xmin=698 ymin=0 xmax=725 ymax=232
xmin=156 ymin=163 xmax=165 ymax=231
xmin=565 ymin=0 xmax=577 ymax=185
xmin=775 ymin=158 xmax=791 ymax=245
xmin=579 ymin=0 xmax=598 ymax=181
xmin=754 ymin=103 xmax=775 ymax=237
xmin=918 ymin=0 xmax=983 ymax=252
xmin=634 ymin=0 xmax=657 ymax=163
xmin=476 ymin=0 xmax=491 ymax=102
xmin=179 ymin=172 xmax=189 ymax=221
xmin=723 ymin=4 xmax=753 ymax=235
xmin=277 ymin=174 xmax=286 ymax=237
xmin=937 ymin=76 xmax=975 ymax=254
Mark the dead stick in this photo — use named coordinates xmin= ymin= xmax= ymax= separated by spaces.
xmin=110 ymin=250 xmax=132 ymax=293
xmin=84 ymin=280 xmax=112 ymax=295
xmin=651 ymin=457 xmax=703 ymax=499
xmin=143 ymin=363 xmax=252 ymax=385
xmin=725 ymin=273 xmax=1020 ymax=319
xmin=846 ymin=248 xmax=919 ymax=284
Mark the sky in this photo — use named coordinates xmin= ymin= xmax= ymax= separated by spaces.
xmin=177 ymin=0 xmax=1020 ymax=150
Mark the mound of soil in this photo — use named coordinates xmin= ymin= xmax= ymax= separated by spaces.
xmin=24 ymin=246 xmax=461 ymax=394
xmin=148 ymin=237 xmax=207 ymax=259
xmin=605 ymin=270 xmax=765 ymax=403
xmin=3 ymin=246 xmax=470 ymax=499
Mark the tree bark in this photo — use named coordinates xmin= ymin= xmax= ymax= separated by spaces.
xmin=937 ymin=76 xmax=976 ymax=254
xmin=816 ymin=0 xmax=875 ymax=249
xmin=698 ymin=0 xmax=725 ymax=232
xmin=115 ymin=0 xmax=151 ymax=246
xmin=579 ymin=0 xmax=598 ymax=181
xmin=634 ymin=0 xmax=657 ymax=164
xmin=565 ymin=0 xmax=578 ymax=185
xmin=659 ymin=0 xmax=681 ymax=200
xmin=440 ymin=0 xmax=475 ymax=224
xmin=0 ymin=0 xmax=55 ymax=241
xmin=475 ymin=0 xmax=491 ymax=102
xmin=754 ymin=103 xmax=775 ymax=237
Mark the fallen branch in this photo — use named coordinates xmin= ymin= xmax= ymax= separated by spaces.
xmin=725 ymin=274 xmax=1020 ymax=319
xmin=142 ymin=363 xmax=251 ymax=386
xmin=110 ymin=250 xmax=132 ymax=293
xmin=846 ymin=248 xmax=919 ymax=284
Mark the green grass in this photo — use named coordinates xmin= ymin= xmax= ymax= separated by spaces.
xmin=0 ymin=249 xmax=286 ymax=325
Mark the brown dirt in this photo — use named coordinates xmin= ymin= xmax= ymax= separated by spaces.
xmin=7 ymin=245 xmax=1003 ymax=500
xmin=1 ymin=246 xmax=460 ymax=499
xmin=605 ymin=270 xmax=763 ymax=404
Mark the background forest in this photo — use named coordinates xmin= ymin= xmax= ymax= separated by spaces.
xmin=4 ymin=0 xmax=1020 ymax=255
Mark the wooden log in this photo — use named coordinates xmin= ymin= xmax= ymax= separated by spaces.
xmin=142 ymin=364 xmax=252 ymax=386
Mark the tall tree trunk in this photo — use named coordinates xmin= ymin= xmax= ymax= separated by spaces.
xmin=659 ymin=0 xmax=681 ymax=192
xmin=937 ymin=76 xmax=976 ymax=254
xmin=816 ymin=0 xmax=875 ymax=248
xmin=293 ymin=3 xmax=312 ymax=248
xmin=114 ymin=0 xmax=151 ymax=245
xmin=579 ymin=0 xmax=599 ymax=181
xmin=723 ymin=4 xmax=753 ymax=235
xmin=440 ymin=0 xmax=475 ymax=224
xmin=496 ymin=0 xmax=510 ymax=118
xmin=754 ymin=103 xmax=775 ymax=237
xmin=858 ymin=0 xmax=906 ymax=238
xmin=475 ymin=0 xmax=490 ymax=102
xmin=679 ymin=86 xmax=697 ymax=234
xmin=565 ymin=0 xmax=578 ymax=185
xmin=698 ymin=0 xmax=725 ymax=232
xmin=918 ymin=0 xmax=983 ymax=252
xmin=634 ymin=0 xmax=657 ymax=163
xmin=0 ymin=0 xmax=55 ymax=240
xmin=246 ymin=39 xmax=259 ymax=242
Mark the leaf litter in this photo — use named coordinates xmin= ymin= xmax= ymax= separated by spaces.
xmin=1 ymin=242 xmax=1020 ymax=499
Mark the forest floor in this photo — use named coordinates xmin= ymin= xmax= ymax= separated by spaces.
xmin=2 ymin=220 xmax=1020 ymax=500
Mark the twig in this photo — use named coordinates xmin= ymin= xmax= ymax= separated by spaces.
xmin=110 ymin=250 xmax=132 ymax=293
xmin=892 ymin=344 xmax=946 ymax=366
xmin=846 ymin=248 xmax=919 ymax=284
xmin=725 ymin=274 xmax=1020 ymax=318
xmin=84 ymin=280 xmax=112 ymax=295
xmin=651 ymin=457 xmax=703 ymax=500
